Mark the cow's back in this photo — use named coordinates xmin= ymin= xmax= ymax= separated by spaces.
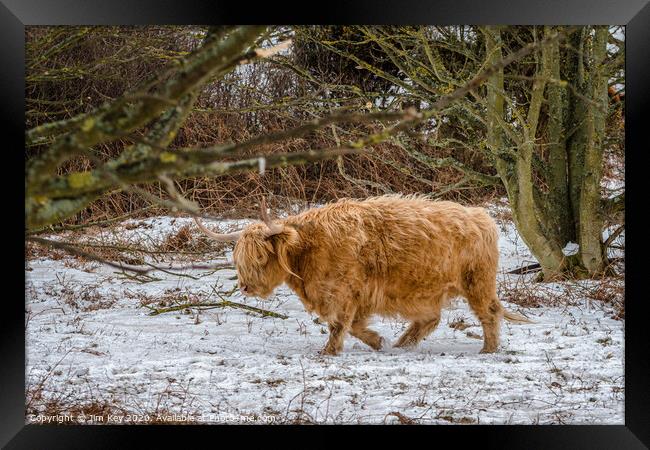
xmin=288 ymin=195 xmax=498 ymax=316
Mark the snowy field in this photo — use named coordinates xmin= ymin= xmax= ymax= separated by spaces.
xmin=25 ymin=204 xmax=625 ymax=425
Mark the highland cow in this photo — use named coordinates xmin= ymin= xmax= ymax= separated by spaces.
xmin=195 ymin=195 xmax=530 ymax=355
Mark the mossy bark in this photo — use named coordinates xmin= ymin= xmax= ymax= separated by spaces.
xmin=545 ymin=27 xmax=574 ymax=246
xmin=25 ymin=26 xmax=267 ymax=230
xmin=576 ymin=26 xmax=608 ymax=273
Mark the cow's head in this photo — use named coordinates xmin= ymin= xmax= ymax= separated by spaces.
xmin=194 ymin=199 xmax=300 ymax=299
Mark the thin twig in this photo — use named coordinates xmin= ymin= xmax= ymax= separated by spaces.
xmin=604 ymin=224 xmax=625 ymax=249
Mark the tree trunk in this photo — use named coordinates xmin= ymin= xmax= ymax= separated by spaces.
xmin=485 ymin=26 xmax=567 ymax=280
xmin=566 ymin=27 xmax=589 ymax=239
xmin=576 ymin=26 xmax=609 ymax=273
xmin=483 ymin=26 xmax=613 ymax=279
xmin=545 ymin=26 xmax=575 ymax=247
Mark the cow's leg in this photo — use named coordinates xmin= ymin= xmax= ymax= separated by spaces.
xmin=469 ymin=298 xmax=502 ymax=354
xmin=320 ymin=309 xmax=355 ymax=356
xmin=349 ymin=315 xmax=384 ymax=351
xmin=393 ymin=322 xmax=419 ymax=348
xmin=320 ymin=322 xmax=347 ymax=356
xmin=393 ymin=312 xmax=441 ymax=348
xmin=464 ymin=271 xmax=502 ymax=353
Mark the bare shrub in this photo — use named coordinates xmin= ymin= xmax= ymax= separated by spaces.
xmin=26 ymin=26 xmax=504 ymax=226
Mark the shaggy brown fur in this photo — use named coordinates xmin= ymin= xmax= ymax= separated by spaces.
xmin=199 ymin=195 xmax=531 ymax=355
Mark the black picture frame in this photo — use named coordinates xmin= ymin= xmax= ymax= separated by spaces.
xmin=5 ymin=1 xmax=649 ymax=447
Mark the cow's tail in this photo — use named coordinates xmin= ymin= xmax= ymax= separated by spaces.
xmin=502 ymin=309 xmax=535 ymax=324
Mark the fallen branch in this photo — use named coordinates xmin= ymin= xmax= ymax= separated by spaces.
xmin=28 ymin=236 xmax=151 ymax=274
xmin=141 ymin=262 xmax=201 ymax=280
xmin=507 ymin=257 xmax=624 ymax=276
xmin=27 ymin=236 xmax=235 ymax=275
xmin=117 ymin=271 xmax=162 ymax=283
xmin=27 ymin=239 xmax=222 ymax=256
xmin=145 ymin=300 xmax=288 ymax=319
xmin=507 ymin=263 xmax=542 ymax=274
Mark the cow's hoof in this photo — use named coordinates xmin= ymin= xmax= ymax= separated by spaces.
xmin=393 ymin=340 xmax=415 ymax=349
xmin=479 ymin=346 xmax=498 ymax=354
xmin=318 ymin=347 xmax=339 ymax=356
xmin=373 ymin=337 xmax=387 ymax=351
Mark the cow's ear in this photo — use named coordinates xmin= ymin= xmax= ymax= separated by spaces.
xmin=267 ymin=226 xmax=301 ymax=279
xmin=265 ymin=225 xmax=299 ymax=249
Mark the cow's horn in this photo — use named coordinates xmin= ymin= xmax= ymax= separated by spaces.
xmin=260 ymin=197 xmax=284 ymax=236
xmin=194 ymin=217 xmax=242 ymax=242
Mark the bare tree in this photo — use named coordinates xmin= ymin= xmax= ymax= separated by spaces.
xmin=287 ymin=25 xmax=624 ymax=279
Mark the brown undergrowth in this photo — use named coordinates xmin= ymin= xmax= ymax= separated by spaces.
xmin=498 ymin=273 xmax=624 ymax=320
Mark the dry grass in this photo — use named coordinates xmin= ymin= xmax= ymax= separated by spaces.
xmin=448 ymin=314 xmax=473 ymax=331
xmin=26 ymin=241 xmax=68 ymax=261
xmin=26 ymin=359 xmax=220 ymax=425
xmin=25 ymin=392 xmax=203 ymax=425
xmin=127 ymin=287 xmax=205 ymax=310
xmin=159 ymin=224 xmax=227 ymax=254
xmin=498 ymin=273 xmax=624 ymax=320
xmin=27 ymin=397 xmax=121 ymax=425
xmin=33 ymin=275 xmax=118 ymax=312
xmin=26 ymin=218 xmax=230 ymax=273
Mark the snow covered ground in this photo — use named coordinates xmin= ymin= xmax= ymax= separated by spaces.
xmin=25 ymin=207 xmax=624 ymax=425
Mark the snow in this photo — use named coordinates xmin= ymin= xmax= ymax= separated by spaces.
xmin=25 ymin=209 xmax=624 ymax=425
xmin=562 ymin=242 xmax=579 ymax=256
